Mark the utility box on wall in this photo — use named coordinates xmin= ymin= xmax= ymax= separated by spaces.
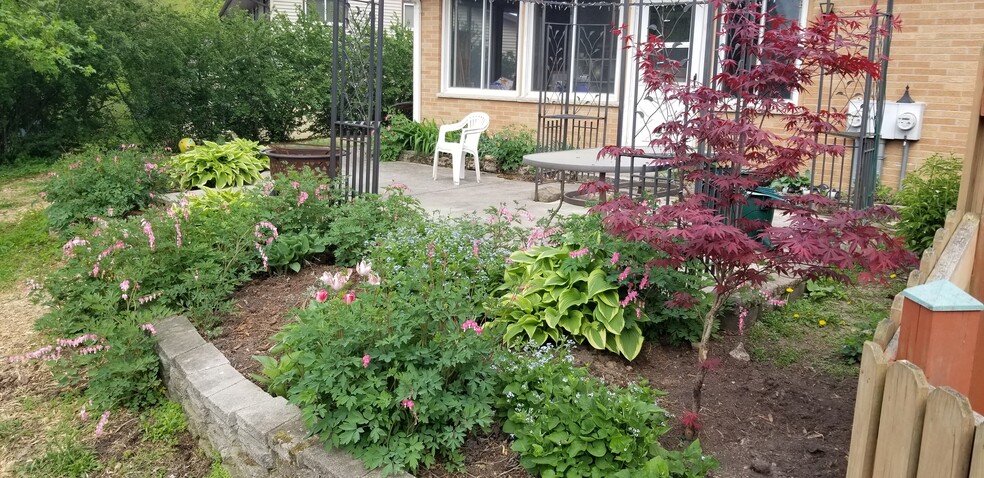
xmin=882 ymin=102 xmax=927 ymax=140
xmin=844 ymin=99 xmax=927 ymax=140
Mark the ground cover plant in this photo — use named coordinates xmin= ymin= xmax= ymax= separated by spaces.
xmin=595 ymin=1 xmax=915 ymax=436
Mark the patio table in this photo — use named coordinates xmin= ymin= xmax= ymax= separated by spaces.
xmin=523 ymin=147 xmax=669 ymax=204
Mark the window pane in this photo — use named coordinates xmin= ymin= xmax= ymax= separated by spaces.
xmin=573 ymin=5 xmax=616 ymax=93
xmin=649 ymin=4 xmax=694 ymax=82
xmin=308 ymin=0 xmax=326 ymax=21
xmin=450 ymin=0 xmax=518 ymax=89
xmin=534 ymin=3 xmax=616 ymax=94
xmin=403 ymin=3 xmax=414 ymax=29
xmin=766 ymin=0 xmax=800 ymax=27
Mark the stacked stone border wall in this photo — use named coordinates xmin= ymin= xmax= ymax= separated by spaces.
xmin=154 ymin=315 xmax=413 ymax=478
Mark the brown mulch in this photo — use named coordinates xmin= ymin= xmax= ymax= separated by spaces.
xmin=213 ymin=268 xmax=856 ymax=478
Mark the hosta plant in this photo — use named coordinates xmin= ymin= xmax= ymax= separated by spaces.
xmin=490 ymin=244 xmax=644 ymax=360
xmin=171 ymin=138 xmax=268 ymax=189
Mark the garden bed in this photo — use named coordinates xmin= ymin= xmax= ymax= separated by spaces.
xmin=211 ymin=263 xmax=880 ymax=478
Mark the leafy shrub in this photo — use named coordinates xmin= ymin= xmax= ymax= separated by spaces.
xmin=478 ymin=125 xmax=536 ymax=172
xmin=896 ymin=153 xmax=962 ymax=254
xmin=325 ymin=187 xmax=424 ymax=266
xmin=370 ymin=215 xmax=519 ymax=301
xmin=258 ymin=169 xmax=343 ymax=237
xmin=45 ymin=147 xmax=173 ymax=233
xmin=271 ymin=270 xmax=498 ymax=475
xmin=382 ymin=23 xmax=413 ymax=110
xmin=171 ymin=138 xmax=268 ymax=190
xmin=378 ymin=114 xmax=441 ymax=161
xmin=496 ymin=343 xmax=717 ymax=477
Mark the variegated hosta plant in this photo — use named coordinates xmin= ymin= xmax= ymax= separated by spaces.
xmin=490 ymin=244 xmax=644 ymax=360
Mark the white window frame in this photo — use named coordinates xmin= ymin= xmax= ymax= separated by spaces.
xmin=441 ymin=0 xmax=524 ymax=98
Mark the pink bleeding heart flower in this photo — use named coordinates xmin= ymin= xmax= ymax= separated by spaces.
xmin=401 ymin=399 xmax=414 ymax=410
xmin=362 ymin=354 xmax=371 ymax=368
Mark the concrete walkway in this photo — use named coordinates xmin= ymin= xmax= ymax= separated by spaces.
xmin=377 ymin=161 xmax=589 ymax=220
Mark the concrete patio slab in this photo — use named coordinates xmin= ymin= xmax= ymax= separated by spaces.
xmin=377 ymin=161 xmax=589 ymax=220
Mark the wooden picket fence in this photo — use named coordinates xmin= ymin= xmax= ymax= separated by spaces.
xmin=847 ymin=341 xmax=984 ymax=478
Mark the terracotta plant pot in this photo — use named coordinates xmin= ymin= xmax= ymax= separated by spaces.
xmin=263 ymin=144 xmax=346 ymax=178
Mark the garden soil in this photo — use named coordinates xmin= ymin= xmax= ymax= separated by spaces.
xmin=215 ymin=264 xmax=857 ymax=478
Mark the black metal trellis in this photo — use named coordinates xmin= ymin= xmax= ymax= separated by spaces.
xmin=329 ymin=0 xmax=384 ymax=196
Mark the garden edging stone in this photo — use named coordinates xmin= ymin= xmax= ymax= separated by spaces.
xmin=154 ymin=315 xmax=414 ymax=478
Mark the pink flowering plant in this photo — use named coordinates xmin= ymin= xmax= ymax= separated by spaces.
xmin=266 ymin=281 xmax=498 ymax=475
xmin=44 ymin=147 xmax=173 ymax=234
xmin=261 ymin=215 xmax=518 ymax=474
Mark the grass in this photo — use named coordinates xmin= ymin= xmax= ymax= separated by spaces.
xmin=0 ymin=157 xmax=56 ymax=185
xmin=745 ymin=275 xmax=906 ymax=377
xmin=0 ymin=208 xmax=61 ymax=289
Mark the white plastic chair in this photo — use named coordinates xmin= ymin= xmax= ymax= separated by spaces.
xmin=432 ymin=112 xmax=490 ymax=185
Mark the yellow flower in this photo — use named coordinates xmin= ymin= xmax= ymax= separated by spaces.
xmin=786 ymin=287 xmax=794 ymax=293
xmin=847 ymin=301 xmax=852 ymax=305
xmin=818 ymin=319 xmax=827 ymax=327
xmin=840 ymin=320 xmax=847 ymax=326
xmin=793 ymin=313 xmax=800 ymax=318
xmin=890 ymin=273 xmax=897 ymax=279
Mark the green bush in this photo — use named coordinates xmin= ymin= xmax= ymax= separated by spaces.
xmin=496 ymin=343 xmax=717 ymax=477
xmin=271 ymin=267 xmax=498 ymax=475
xmin=896 ymin=154 xmax=962 ymax=254
xmin=325 ymin=187 xmax=424 ymax=266
xmin=45 ymin=147 xmax=173 ymax=233
xmin=479 ymin=125 xmax=536 ymax=172
xmin=170 ymin=139 xmax=268 ymax=190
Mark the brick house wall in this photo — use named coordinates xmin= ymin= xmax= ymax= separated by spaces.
xmin=416 ymin=0 xmax=984 ymax=190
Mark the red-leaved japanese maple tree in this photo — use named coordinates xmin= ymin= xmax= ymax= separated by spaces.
xmin=592 ymin=2 xmax=915 ymax=432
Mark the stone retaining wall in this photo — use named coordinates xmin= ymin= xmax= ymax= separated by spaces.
xmin=154 ymin=315 xmax=412 ymax=478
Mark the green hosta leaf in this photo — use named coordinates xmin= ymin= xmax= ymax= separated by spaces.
xmin=597 ymin=290 xmax=619 ymax=308
xmin=289 ymin=261 xmax=301 ymax=272
xmin=508 ymin=250 xmax=537 ymax=264
xmin=606 ymin=309 xmax=625 ymax=335
xmin=595 ymin=301 xmax=618 ymax=325
xmin=569 ymin=270 xmax=589 ymax=286
xmin=558 ymin=310 xmax=582 ymax=334
xmin=583 ymin=322 xmax=607 ymax=350
xmin=544 ymin=307 xmax=562 ymax=328
xmin=587 ymin=269 xmax=617 ymax=298
xmin=544 ymin=272 xmax=568 ymax=287
xmin=615 ymin=325 xmax=643 ymax=361
xmin=504 ymin=323 xmax=526 ymax=343
xmin=557 ymin=289 xmax=587 ymax=314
